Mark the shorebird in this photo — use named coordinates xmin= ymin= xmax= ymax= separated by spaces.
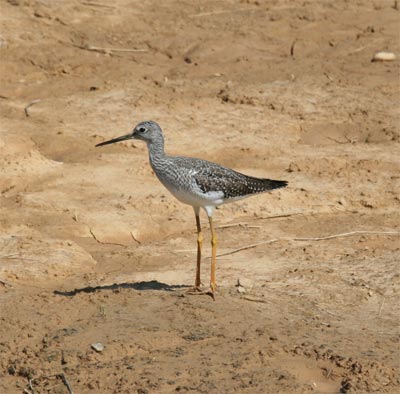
xmin=96 ymin=121 xmax=287 ymax=298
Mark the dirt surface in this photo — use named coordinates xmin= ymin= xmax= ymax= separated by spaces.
xmin=1 ymin=0 xmax=399 ymax=393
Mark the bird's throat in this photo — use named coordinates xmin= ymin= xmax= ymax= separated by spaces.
xmin=148 ymin=140 xmax=166 ymax=169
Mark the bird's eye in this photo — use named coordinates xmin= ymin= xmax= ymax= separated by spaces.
xmin=138 ymin=127 xmax=146 ymax=133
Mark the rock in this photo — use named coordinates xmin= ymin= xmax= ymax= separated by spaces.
xmin=286 ymin=162 xmax=301 ymax=172
xmin=372 ymin=51 xmax=396 ymax=62
xmin=91 ymin=342 xmax=104 ymax=353
xmin=237 ymin=285 xmax=246 ymax=294
xmin=237 ymin=278 xmax=254 ymax=289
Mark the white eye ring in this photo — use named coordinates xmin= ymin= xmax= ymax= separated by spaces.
xmin=138 ymin=127 xmax=146 ymax=133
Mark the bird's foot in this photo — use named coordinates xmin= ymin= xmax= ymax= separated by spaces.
xmin=186 ymin=285 xmax=205 ymax=294
xmin=186 ymin=286 xmax=215 ymax=300
xmin=210 ymin=281 xmax=217 ymax=295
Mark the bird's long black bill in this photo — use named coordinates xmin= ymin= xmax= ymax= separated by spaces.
xmin=95 ymin=133 xmax=132 ymax=147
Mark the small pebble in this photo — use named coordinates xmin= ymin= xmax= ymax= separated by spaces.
xmin=237 ymin=278 xmax=254 ymax=289
xmin=372 ymin=51 xmax=396 ymax=62
xmin=91 ymin=342 xmax=104 ymax=352
xmin=237 ymin=285 xmax=246 ymax=294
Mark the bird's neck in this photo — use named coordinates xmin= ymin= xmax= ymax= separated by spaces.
xmin=147 ymin=137 xmax=166 ymax=168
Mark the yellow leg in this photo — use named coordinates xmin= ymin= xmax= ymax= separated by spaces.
xmin=195 ymin=213 xmax=203 ymax=289
xmin=208 ymin=215 xmax=217 ymax=296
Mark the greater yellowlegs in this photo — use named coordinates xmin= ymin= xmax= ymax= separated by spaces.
xmin=96 ymin=121 xmax=287 ymax=298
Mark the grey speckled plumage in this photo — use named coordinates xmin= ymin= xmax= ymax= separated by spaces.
xmin=96 ymin=120 xmax=288 ymax=298
xmin=176 ymin=156 xmax=287 ymax=199
xmin=166 ymin=156 xmax=287 ymax=201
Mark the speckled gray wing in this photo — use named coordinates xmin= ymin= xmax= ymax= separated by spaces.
xmin=173 ymin=157 xmax=287 ymax=200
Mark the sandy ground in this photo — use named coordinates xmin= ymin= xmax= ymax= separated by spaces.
xmin=1 ymin=0 xmax=399 ymax=393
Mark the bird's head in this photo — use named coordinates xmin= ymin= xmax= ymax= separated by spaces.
xmin=95 ymin=120 xmax=163 ymax=147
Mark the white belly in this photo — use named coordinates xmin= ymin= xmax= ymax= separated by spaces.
xmin=162 ymin=180 xmax=224 ymax=209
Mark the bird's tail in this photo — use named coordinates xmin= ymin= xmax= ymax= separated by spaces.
xmin=262 ymin=179 xmax=288 ymax=191
xmin=244 ymin=177 xmax=287 ymax=192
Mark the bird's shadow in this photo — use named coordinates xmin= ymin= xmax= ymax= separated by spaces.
xmin=54 ymin=280 xmax=189 ymax=297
